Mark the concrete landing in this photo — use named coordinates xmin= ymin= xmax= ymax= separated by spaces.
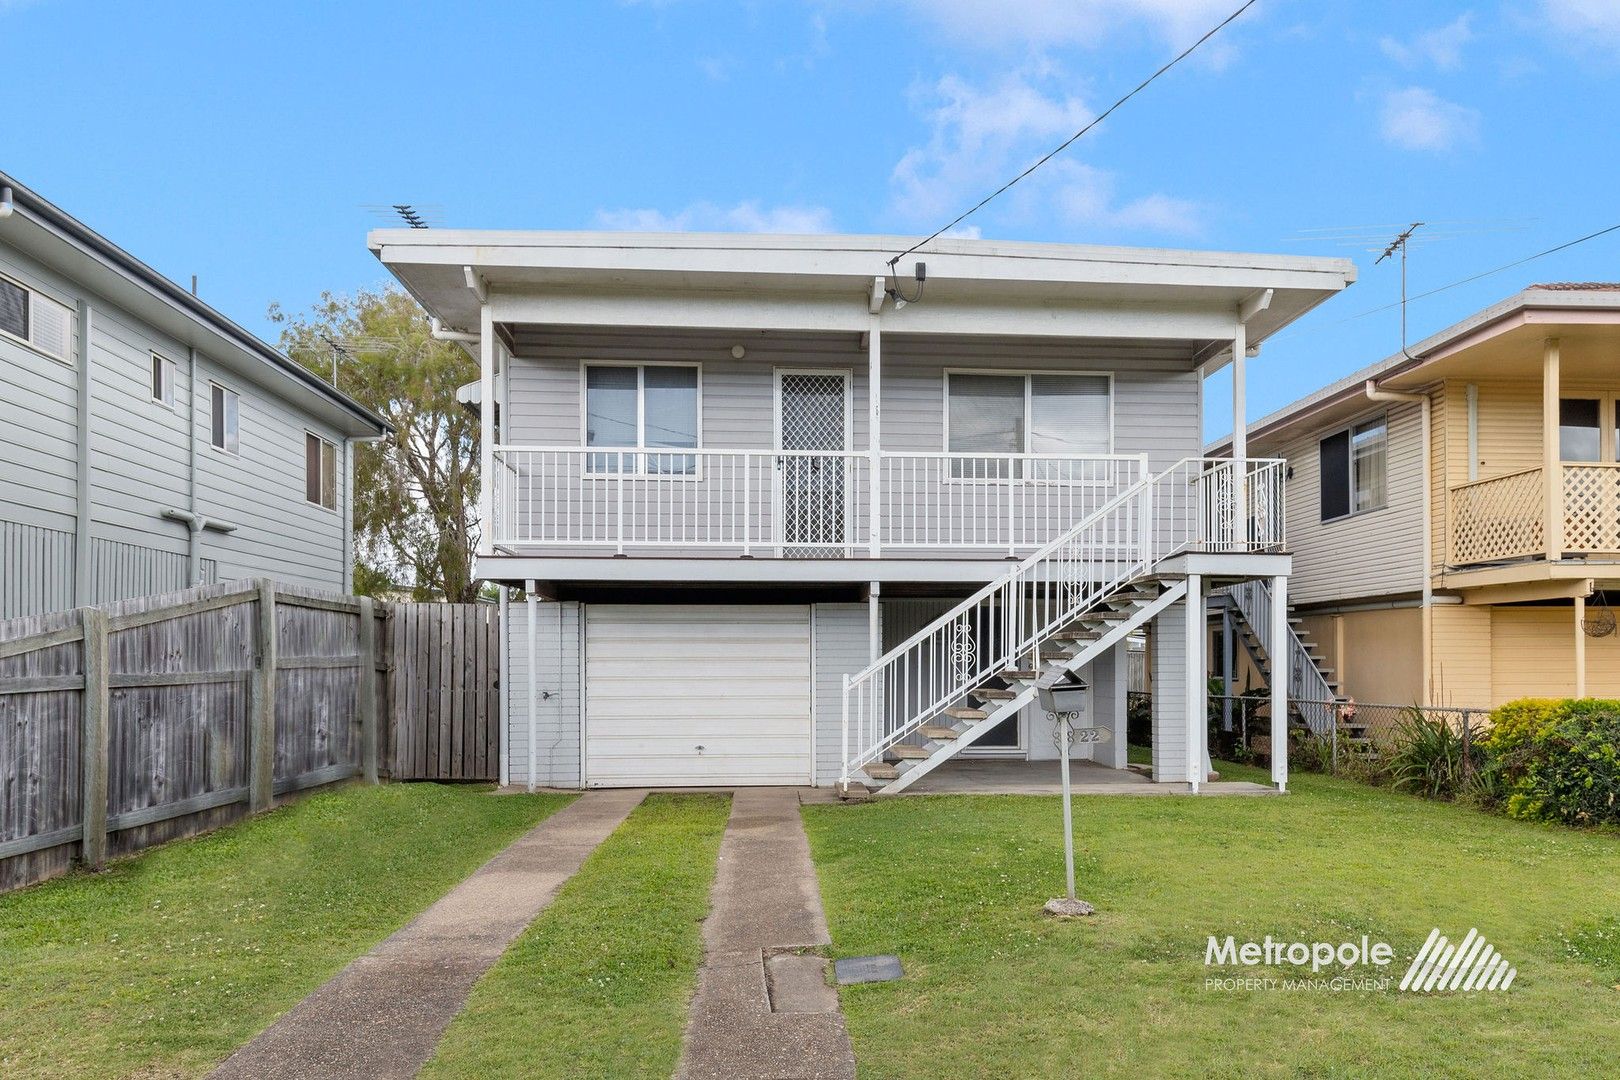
xmin=210 ymin=789 xmax=646 ymax=1080
xmin=677 ymin=788 xmax=857 ymax=1080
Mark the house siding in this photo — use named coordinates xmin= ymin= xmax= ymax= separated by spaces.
xmin=1270 ymin=400 xmax=1426 ymax=607
xmin=813 ymin=603 xmax=870 ymax=785
xmin=1150 ymin=596 xmax=1188 ymax=781
xmin=505 ymin=599 xmax=584 ymax=788
xmin=0 ymin=235 xmax=355 ymax=615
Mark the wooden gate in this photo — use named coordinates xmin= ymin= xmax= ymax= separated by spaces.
xmin=388 ymin=603 xmax=500 ymax=781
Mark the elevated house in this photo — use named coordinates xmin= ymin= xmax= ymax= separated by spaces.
xmin=1209 ymin=285 xmax=1620 ymax=712
xmin=0 ymin=171 xmax=389 ymax=618
xmin=373 ymin=230 xmax=1355 ymax=792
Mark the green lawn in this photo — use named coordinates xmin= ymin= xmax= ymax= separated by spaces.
xmin=423 ymin=793 xmax=730 ymax=1080
xmin=0 ymin=783 xmax=572 ymax=1079
xmin=803 ymin=764 xmax=1620 ymax=1079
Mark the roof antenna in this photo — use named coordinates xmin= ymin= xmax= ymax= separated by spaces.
xmin=191 ymin=274 xmax=198 ymax=297
xmin=392 ymin=204 xmax=429 ymax=229
xmin=1376 ymin=222 xmax=1424 ymax=361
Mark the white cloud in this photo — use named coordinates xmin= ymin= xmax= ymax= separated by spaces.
xmin=1539 ymin=0 xmax=1620 ymax=51
xmin=594 ymin=201 xmax=836 ymax=234
xmin=1379 ymin=86 xmax=1481 ymax=152
xmin=891 ymin=69 xmax=1204 ymax=238
xmin=895 ymin=0 xmax=1246 ymax=50
xmin=1379 ymin=13 xmax=1475 ymax=70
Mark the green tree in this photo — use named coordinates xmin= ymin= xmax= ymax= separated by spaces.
xmin=271 ymin=288 xmax=482 ymax=602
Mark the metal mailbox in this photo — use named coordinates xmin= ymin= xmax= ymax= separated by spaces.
xmin=1037 ymin=677 xmax=1090 ymax=718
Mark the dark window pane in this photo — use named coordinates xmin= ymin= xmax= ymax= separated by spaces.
xmin=1560 ymin=398 xmax=1601 ymax=462
xmin=0 ymin=278 xmax=27 ymax=340
xmin=642 ymin=366 xmax=698 ymax=449
xmin=584 ymin=365 xmax=638 ymax=447
xmin=306 ymin=434 xmax=322 ymax=504
xmin=211 ymin=385 xmax=226 ymax=448
xmin=1319 ymin=430 xmax=1350 ymax=520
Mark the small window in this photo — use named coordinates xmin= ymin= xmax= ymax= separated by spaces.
xmin=583 ymin=363 xmax=699 ymax=474
xmin=305 ymin=433 xmax=338 ymax=510
xmin=1319 ymin=415 xmax=1387 ymax=521
xmin=0 ymin=273 xmax=72 ymax=363
xmin=210 ymin=383 xmax=239 ymax=454
xmin=1560 ymin=398 xmax=1601 ymax=462
xmin=151 ymin=353 xmax=176 ymax=407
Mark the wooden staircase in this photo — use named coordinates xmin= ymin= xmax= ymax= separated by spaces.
xmin=855 ymin=579 xmax=1185 ymax=795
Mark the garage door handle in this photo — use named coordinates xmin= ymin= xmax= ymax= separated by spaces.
xmin=694 ymin=744 xmax=705 ymax=754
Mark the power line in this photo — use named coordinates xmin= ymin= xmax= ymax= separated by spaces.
xmin=886 ymin=0 xmax=1261 ymax=271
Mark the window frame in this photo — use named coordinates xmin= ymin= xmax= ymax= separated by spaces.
xmin=209 ymin=381 xmax=241 ymax=456
xmin=150 ymin=352 xmax=177 ymax=409
xmin=941 ymin=368 xmax=1116 ymax=484
xmin=304 ymin=431 xmax=339 ymax=511
xmin=1318 ymin=410 xmax=1389 ymax=523
xmin=577 ymin=359 xmax=703 ymax=480
xmin=0 ymin=270 xmax=74 ymax=365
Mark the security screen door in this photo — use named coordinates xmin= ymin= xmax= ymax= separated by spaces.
xmin=776 ymin=371 xmax=852 ymax=556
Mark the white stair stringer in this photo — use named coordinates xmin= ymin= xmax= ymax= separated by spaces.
xmin=873 ymin=580 xmax=1187 ymax=795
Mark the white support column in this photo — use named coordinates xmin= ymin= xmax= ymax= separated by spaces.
xmin=1230 ymin=320 xmax=1246 ymax=465
xmin=1093 ymin=646 xmax=1129 ymax=770
xmin=525 ymin=578 xmax=538 ymax=793
xmin=867 ymin=581 xmax=882 ymax=662
xmin=1270 ymin=574 xmax=1289 ymax=792
xmin=1185 ymin=573 xmax=1205 ymax=792
xmin=867 ymin=314 xmax=882 ymax=558
xmin=479 ymin=303 xmax=496 ymax=557
xmin=498 ymin=585 xmax=510 ymax=787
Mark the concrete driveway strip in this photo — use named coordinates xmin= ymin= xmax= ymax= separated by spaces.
xmin=677 ymin=787 xmax=858 ymax=1080
xmin=211 ymin=788 xmax=646 ymax=1080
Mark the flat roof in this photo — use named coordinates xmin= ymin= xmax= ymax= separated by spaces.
xmin=371 ymin=228 xmax=1356 ymax=356
xmin=1209 ymin=285 xmax=1620 ymax=452
xmin=0 ymin=170 xmax=389 ymax=438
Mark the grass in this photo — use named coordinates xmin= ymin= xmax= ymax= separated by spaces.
xmin=0 ymin=783 xmax=572 ymax=1079
xmin=423 ymin=792 xmax=730 ymax=1080
xmin=803 ymin=762 xmax=1620 ymax=1079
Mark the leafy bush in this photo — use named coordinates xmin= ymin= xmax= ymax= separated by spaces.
xmin=1387 ymin=708 xmax=1484 ymax=800
xmin=1127 ymin=693 xmax=1152 ymax=748
xmin=1483 ymin=699 xmax=1620 ymax=826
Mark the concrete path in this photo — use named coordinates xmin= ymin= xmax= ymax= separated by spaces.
xmin=677 ymin=788 xmax=857 ymax=1080
xmin=907 ymin=758 xmax=1277 ymax=796
xmin=211 ymin=788 xmax=646 ymax=1080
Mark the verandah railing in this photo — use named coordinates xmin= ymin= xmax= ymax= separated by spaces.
xmin=840 ymin=458 xmax=1286 ymax=783
xmin=1449 ymin=463 xmax=1620 ymax=564
xmin=489 ymin=446 xmax=1146 ymax=556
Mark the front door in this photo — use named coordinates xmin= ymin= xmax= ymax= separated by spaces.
xmin=776 ymin=370 xmax=852 ymax=556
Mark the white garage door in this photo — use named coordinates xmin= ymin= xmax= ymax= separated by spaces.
xmin=585 ymin=605 xmax=813 ymax=786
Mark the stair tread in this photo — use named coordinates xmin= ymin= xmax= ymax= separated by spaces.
xmin=889 ymin=745 xmax=930 ymax=759
xmin=945 ymin=707 xmax=988 ymax=720
xmin=1001 ymin=669 xmax=1042 ymax=680
xmin=974 ymin=688 xmax=1017 ymax=700
xmin=920 ymin=725 xmax=960 ymax=740
xmin=863 ymin=763 xmax=898 ymax=780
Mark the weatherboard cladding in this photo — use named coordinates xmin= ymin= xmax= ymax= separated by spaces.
xmin=1 ymin=235 xmax=351 ymax=616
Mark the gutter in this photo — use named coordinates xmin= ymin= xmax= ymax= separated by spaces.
xmin=1365 ymin=379 xmax=1434 ymax=700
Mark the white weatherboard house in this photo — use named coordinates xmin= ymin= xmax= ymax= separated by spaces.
xmin=373 ymin=231 xmax=1355 ymax=793
xmin=0 ymin=172 xmax=389 ymax=618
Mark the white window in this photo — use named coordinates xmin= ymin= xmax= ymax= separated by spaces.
xmin=583 ymin=363 xmax=700 ymax=474
xmin=0 ymin=272 xmax=73 ymax=363
xmin=210 ymin=383 xmax=240 ymax=454
xmin=945 ymin=371 xmax=1112 ymax=478
xmin=151 ymin=353 xmax=176 ymax=408
xmin=1319 ymin=414 xmax=1387 ymax=521
xmin=305 ymin=433 xmax=338 ymax=510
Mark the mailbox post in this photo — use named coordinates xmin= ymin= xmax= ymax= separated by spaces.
xmin=1038 ymin=677 xmax=1096 ymax=917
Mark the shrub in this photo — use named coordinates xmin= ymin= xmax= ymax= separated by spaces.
xmin=1387 ymin=708 xmax=1484 ymax=801
xmin=1484 ymin=699 xmax=1620 ymax=826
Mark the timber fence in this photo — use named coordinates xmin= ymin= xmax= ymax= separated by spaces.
xmin=0 ymin=580 xmax=499 ymax=893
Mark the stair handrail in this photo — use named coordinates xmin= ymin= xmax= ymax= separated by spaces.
xmin=841 ymin=457 xmax=1285 ymax=783
xmin=1223 ymin=578 xmax=1337 ymax=734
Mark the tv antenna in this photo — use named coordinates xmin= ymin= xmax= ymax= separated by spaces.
xmin=1376 ymin=222 xmax=1425 ymax=360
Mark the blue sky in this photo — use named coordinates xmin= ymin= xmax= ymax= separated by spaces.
xmin=7 ymin=0 xmax=1619 ymax=438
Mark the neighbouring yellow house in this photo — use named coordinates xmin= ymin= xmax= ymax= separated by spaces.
xmin=1212 ymin=284 xmax=1620 ymax=710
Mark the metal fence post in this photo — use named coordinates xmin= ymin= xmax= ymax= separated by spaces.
xmin=249 ymin=579 xmax=278 ymax=813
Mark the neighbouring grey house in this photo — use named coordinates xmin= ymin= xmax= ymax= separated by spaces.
xmin=0 ymin=171 xmax=389 ymax=618
xmin=375 ymin=230 xmax=1354 ymax=794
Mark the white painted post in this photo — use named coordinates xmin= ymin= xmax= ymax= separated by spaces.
xmin=1270 ymin=574 xmax=1289 ymax=792
xmin=742 ymin=454 xmax=753 ymax=557
xmin=1185 ymin=573 xmax=1204 ymax=792
xmin=1543 ymin=337 xmax=1562 ymax=561
xmin=1059 ymin=718 xmax=1075 ymax=900
xmin=498 ymin=585 xmax=510 ymax=787
xmin=841 ymin=673 xmax=851 ymax=791
xmin=479 ymin=303 xmax=495 ymax=557
xmin=1231 ymin=319 xmax=1248 ymax=547
xmin=867 ymin=581 xmax=881 ymax=663
xmin=525 ymin=578 xmax=538 ymax=793
xmin=868 ymin=315 xmax=882 ymax=558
